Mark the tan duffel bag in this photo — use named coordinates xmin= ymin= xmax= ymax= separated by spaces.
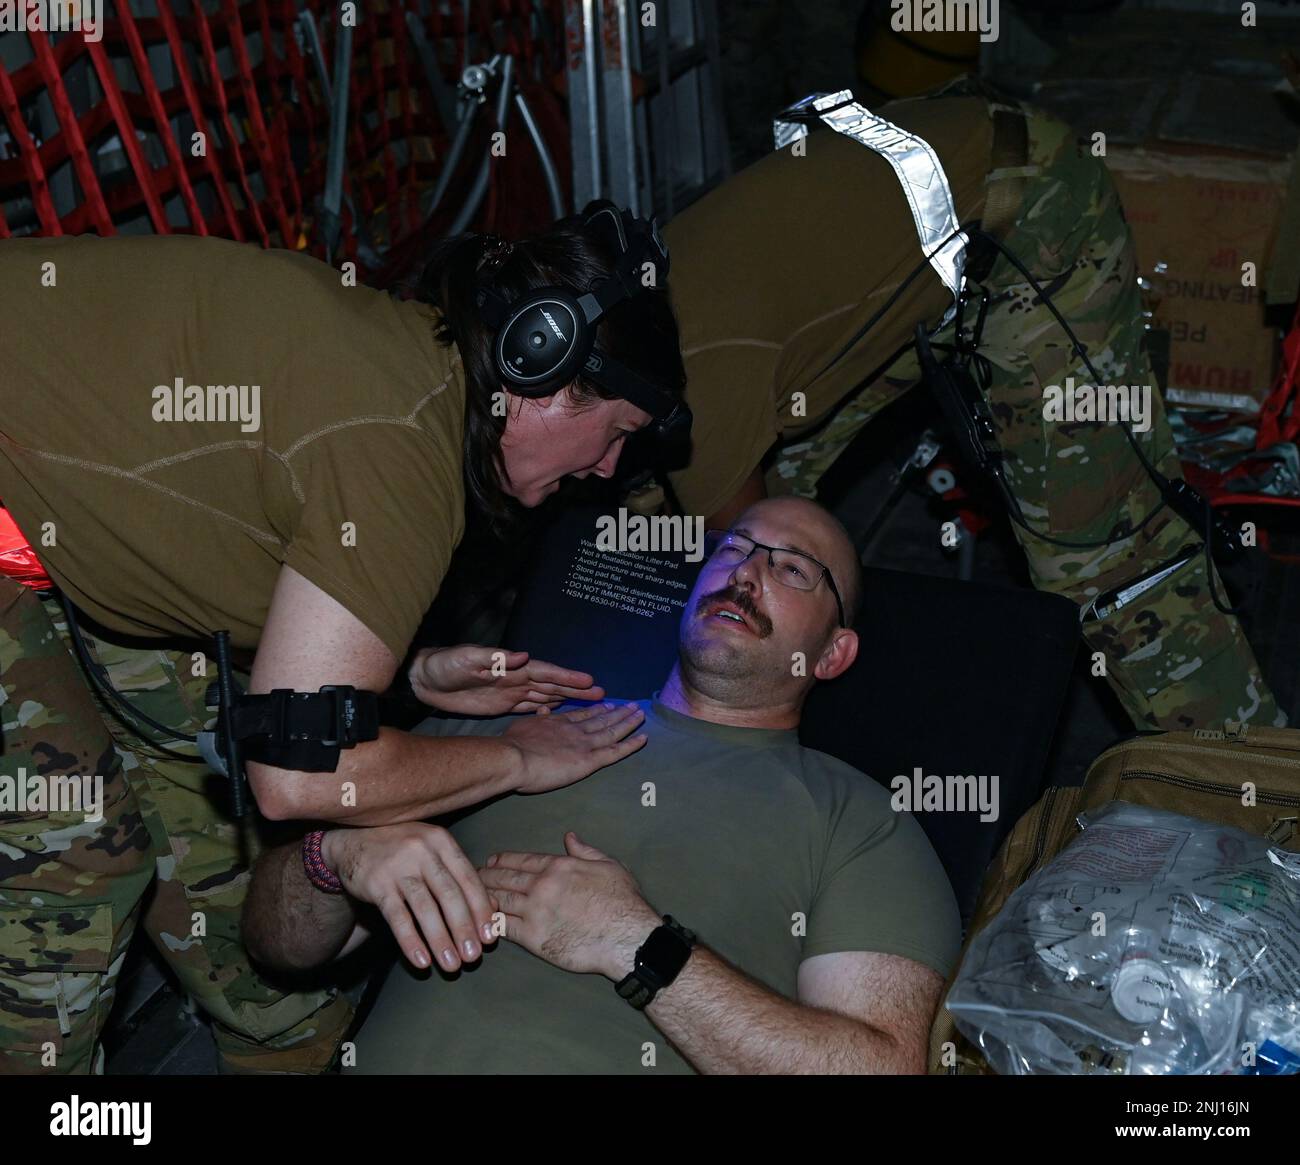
xmin=928 ymin=721 xmax=1300 ymax=1074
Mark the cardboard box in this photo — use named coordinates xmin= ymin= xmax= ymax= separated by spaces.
xmin=1010 ymin=7 xmax=1298 ymax=411
xmin=1107 ymin=147 xmax=1291 ymax=412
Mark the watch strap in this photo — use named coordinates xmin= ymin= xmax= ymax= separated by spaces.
xmin=615 ymin=915 xmax=695 ymax=1010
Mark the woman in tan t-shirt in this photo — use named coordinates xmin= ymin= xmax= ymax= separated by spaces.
xmin=0 ymin=202 xmax=687 ymax=1073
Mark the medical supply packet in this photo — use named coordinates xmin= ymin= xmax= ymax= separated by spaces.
xmin=947 ymin=800 xmax=1300 ymax=1075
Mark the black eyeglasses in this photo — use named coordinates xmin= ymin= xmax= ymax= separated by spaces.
xmin=703 ymin=529 xmax=846 ymax=629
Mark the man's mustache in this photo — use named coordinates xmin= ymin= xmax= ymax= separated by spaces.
xmin=695 ymin=586 xmax=773 ymax=639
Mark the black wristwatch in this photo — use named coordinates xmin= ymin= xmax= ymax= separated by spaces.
xmin=615 ymin=915 xmax=696 ymax=1010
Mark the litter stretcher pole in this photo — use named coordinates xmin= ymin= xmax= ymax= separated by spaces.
xmin=422 ymin=80 xmax=478 ymax=226
xmin=601 ymin=0 xmax=638 ymax=216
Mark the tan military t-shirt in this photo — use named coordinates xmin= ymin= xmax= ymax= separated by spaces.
xmin=0 ymin=235 xmax=466 ymax=659
xmin=358 ymin=698 xmax=961 ymax=1074
xmin=662 ymin=95 xmax=995 ymax=518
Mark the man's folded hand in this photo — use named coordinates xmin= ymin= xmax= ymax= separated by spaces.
xmin=479 ymin=831 xmax=661 ymax=979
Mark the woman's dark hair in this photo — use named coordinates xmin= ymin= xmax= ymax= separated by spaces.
xmin=412 ymin=216 xmax=686 ymax=531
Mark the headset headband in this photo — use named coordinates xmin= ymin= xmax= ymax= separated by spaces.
xmin=476 ymin=203 xmax=684 ymax=433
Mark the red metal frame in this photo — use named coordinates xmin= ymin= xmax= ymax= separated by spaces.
xmin=1258 ymin=298 xmax=1300 ymax=451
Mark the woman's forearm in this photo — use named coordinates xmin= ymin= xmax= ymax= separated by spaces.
xmin=249 ymin=729 xmax=519 ymax=825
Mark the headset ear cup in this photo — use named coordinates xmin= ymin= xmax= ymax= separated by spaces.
xmin=496 ymin=290 xmax=593 ymax=391
xmin=487 ymin=206 xmax=671 ymax=403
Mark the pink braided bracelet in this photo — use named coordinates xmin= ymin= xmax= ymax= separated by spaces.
xmin=302 ymin=830 xmax=343 ymax=894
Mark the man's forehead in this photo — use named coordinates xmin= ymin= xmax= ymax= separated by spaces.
xmin=732 ymin=515 xmax=829 ymax=561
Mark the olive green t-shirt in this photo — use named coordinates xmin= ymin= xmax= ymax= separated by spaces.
xmin=356 ymin=698 xmax=961 ymax=1074
xmin=661 ymin=95 xmax=994 ymax=517
xmin=0 ymin=235 xmax=466 ymax=658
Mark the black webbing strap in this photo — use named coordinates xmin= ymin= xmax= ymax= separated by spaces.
xmin=206 ymin=684 xmax=380 ymax=773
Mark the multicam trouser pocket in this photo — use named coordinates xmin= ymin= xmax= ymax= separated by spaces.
xmin=0 ymin=899 xmax=118 ymax=1073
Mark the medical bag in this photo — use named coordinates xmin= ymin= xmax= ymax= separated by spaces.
xmin=928 ymin=722 xmax=1300 ymax=1074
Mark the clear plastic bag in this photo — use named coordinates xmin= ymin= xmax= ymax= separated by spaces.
xmin=947 ymin=800 xmax=1300 ymax=1075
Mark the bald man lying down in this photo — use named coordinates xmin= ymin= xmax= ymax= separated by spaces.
xmin=244 ymin=498 xmax=960 ymax=1074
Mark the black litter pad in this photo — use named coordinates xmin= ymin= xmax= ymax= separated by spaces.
xmin=505 ymin=502 xmax=695 ymax=701
xmin=800 ymin=567 xmax=1078 ymax=927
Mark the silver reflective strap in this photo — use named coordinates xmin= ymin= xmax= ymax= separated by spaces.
xmin=774 ymin=90 xmax=968 ymax=312
xmin=772 ymin=106 xmax=811 ymax=153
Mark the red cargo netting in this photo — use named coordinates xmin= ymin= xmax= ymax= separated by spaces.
xmin=0 ymin=0 xmax=572 ymax=275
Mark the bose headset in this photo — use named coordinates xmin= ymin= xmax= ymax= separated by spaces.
xmin=474 ymin=200 xmax=692 ymax=445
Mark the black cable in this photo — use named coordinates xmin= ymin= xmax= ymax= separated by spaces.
xmin=955 ymin=231 xmax=1251 ymax=613
xmin=57 ymin=592 xmax=204 ymax=761
xmin=995 ymin=464 xmax=1167 ymax=550
xmin=954 ymin=330 xmax=1167 ymax=549
xmin=968 ymin=228 xmax=1171 ymax=485
xmin=1204 ymin=496 xmax=1245 ymax=617
xmin=957 ymin=228 xmax=1187 ymax=550
xmin=808 ymin=226 xmax=965 ymax=386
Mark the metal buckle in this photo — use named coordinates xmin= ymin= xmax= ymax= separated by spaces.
xmin=269 ymin=689 xmax=292 ymax=745
xmin=317 ymin=685 xmax=356 ymax=748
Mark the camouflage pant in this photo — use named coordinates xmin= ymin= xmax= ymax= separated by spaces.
xmin=770 ymin=106 xmax=1282 ymax=732
xmin=0 ymin=579 xmax=352 ymax=1074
